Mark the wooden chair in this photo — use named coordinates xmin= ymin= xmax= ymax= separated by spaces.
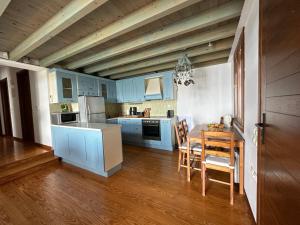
xmin=201 ymin=130 xmax=235 ymax=205
xmin=174 ymin=121 xmax=201 ymax=181
xmin=182 ymin=119 xmax=189 ymax=135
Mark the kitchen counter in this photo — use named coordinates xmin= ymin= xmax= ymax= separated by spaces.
xmin=107 ymin=116 xmax=176 ymax=121
xmin=51 ymin=122 xmax=123 ymax=177
xmin=52 ymin=122 xmax=121 ymax=131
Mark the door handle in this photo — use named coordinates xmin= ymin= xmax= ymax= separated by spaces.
xmin=255 ymin=113 xmax=266 ymax=144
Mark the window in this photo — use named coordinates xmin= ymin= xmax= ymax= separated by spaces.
xmin=234 ymin=28 xmax=245 ymax=132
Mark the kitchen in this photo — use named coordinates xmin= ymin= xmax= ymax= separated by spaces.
xmin=49 ymin=68 xmax=177 ymax=176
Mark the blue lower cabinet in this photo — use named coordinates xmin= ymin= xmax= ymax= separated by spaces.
xmin=118 ymin=119 xmax=174 ymax=151
xmin=51 ymin=126 xmax=105 ymax=175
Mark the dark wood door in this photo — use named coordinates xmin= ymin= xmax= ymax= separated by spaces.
xmin=16 ymin=70 xmax=34 ymax=142
xmin=0 ymin=78 xmax=12 ymax=136
xmin=258 ymin=1 xmax=300 ymax=225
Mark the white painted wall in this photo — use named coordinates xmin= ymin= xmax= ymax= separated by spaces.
xmin=177 ymin=63 xmax=233 ymax=128
xmin=0 ymin=66 xmax=22 ymax=138
xmin=0 ymin=65 xmax=51 ymax=146
xmin=229 ymin=0 xmax=259 ymax=220
xmin=29 ymin=69 xmax=52 ymax=146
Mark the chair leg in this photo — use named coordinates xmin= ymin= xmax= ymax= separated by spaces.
xmin=177 ymin=149 xmax=182 ymax=172
xmin=202 ymin=164 xmax=206 ymax=196
xmin=230 ymin=169 xmax=234 ymax=205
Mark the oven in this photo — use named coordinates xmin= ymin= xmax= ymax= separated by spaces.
xmin=142 ymin=119 xmax=161 ymax=141
xmin=51 ymin=112 xmax=79 ymax=125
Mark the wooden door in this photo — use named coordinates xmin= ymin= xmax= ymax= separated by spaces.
xmin=16 ymin=70 xmax=34 ymax=142
xmin=0 ymin=78 xmax=12 ymax=136
xmin=258 ymin=1 xmax=300 ymax=225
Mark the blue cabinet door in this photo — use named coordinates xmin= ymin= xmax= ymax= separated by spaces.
xmin=133 ymin=77 xmax=145 ymax=102
xmin=68 ymin=129 xmax=87 ymax=165
xmin=163 ymin=72 xmax=175 ymax=100
xmin=107 ymin=80 xmax=117 ymax=103
xmin=56 ymin=71 xmax=78 ymax=103
xmin=160 ymin=120 xmax=172 ymax=147
xmin=85 ymin=131 xmax=103 ymax=170
xmin=51 ymin=127 xmax=69 ymax=158
xmin=122 ymin=79 xmax=133 ymax=102
xmin=116 ymin=80 xmax=124 ymax=103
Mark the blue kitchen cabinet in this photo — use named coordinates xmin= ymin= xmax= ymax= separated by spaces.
xmin=118 ymin=119 xmax=143 ymax=143
xmin=51 ymin=126 xmax=105 ymax=174
xmin=162 ymin=72 xmax=175 ymax=100
xmin=99 ymin=79 xmax=117 ymax=103
xmin=77 ymin=76 xmax=99 ymax=96
xmin=116 ymin=80 xmax=124 ymax=103
xmin=122 ymin=79 xmax=134 ymax=102
xmin=133 ymin=77 xmax=145 ymax=102
xmin=160 ymin=120 xmax=173 ymax=148
xmin=56 ymin=70 xmax=78 ymax=103
xmin=106 ymin=118 xmax=118 ymax=124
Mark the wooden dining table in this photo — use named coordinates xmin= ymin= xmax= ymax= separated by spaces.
xmin=187 ymin=124 xmax=245 ymax=195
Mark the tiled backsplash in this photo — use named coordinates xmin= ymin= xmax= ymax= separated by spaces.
xmin=121 ymin=100 xmax=177 ymax=117
xmin=50 ymin=99 xmax=177 ymax=118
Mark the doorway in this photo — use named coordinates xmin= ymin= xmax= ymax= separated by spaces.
xmin=0 ymin=78 xmax=13 ymax=137
xmin=16 ymin=70 xmax=35 ymax=142
xmin=258 ymin=1 xmax=300 ymax=225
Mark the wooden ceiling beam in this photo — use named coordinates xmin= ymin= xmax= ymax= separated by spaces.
xmin=0 ymin=0 xmax=10 ymax=17
xmin=109 ymin=50 xmax=230 ymax=79
xmin=98 ymin=37 xmax=233 ymax=77
xmin=85 ymin=22 xmax=237 ymax=73
xmin=9 ymin=0 xmax=108 ymax=61
xmin=40 ymin=0 xmax=203 ymax=67
xmin=67 ymin=0 xmax=243 ymax=70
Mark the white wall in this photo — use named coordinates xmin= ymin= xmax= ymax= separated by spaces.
xmin=0 ymin=66 xmax=22 ymax=138
xmin=177 ymin=63 xmax=233 ymax=128
xmin=229 ymin=0 xmax=259 ymax=220
xmin=0 ymin=66 xmax=52 ymax=146
xmin=29 ymin=69 xmax=52 ymax=146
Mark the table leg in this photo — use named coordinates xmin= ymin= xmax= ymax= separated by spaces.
xmin=187 ymin=138 xmax=191 ymax=182
xmin=239 ymin=141 xmax=245 ymax=195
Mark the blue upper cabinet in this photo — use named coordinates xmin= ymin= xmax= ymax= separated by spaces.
xmin=116 ymin=80 xmax=124 ymax=103
xmin=99 ymin=78 xmax=117 ymax=103
xmin=77 ymin=75 xmax=99 ymax=97
xmin=55 ymin=70 xmax=78 ymax=103
xmin=133 ymin=77 xmax=145 ymax=102
xmin=162 ymin=71 xmax=176 ymax=100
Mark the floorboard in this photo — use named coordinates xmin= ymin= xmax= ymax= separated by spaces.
xmin=0 ymin=144 xmax=255 ymax=225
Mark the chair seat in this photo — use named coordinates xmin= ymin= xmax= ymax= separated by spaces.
xmin=180 ymin=142 xmax=202 ymax=152
xmin=204 ymin=155 xmax=234 ymax=168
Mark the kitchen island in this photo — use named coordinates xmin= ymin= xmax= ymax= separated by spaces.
xmin=51 ymin=123 xmax=123 ymax=177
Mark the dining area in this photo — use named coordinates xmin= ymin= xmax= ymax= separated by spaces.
xmin=174 ymin=118 xmax=245 ymax=205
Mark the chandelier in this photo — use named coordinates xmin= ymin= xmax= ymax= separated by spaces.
xmin=173 ymin=54 xmax=194 ymax=86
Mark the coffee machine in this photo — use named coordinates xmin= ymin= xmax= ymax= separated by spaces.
xmin=129 ymin=107 xmax=137 ymax=115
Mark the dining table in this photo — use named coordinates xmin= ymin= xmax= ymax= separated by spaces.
xmin=187 ymin=124 xmax=245 ymax=195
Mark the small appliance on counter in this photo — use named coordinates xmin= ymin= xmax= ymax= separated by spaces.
xmin=78 ymin=96 xmax=106 ymax=123
xmin=167 ymin=110 xmax=174 ymax=118
xmin=129 ymin=107 xmax=137 ymax=115
xmin=51 ymin=112 xmax=79 ymax=125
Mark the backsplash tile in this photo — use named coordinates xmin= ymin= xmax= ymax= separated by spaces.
xmin=121 ymin=100 xmax=177 ymax=117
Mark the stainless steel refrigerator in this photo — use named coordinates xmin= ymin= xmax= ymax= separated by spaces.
xmin=78 ymin=96 xmax=106 ymax=123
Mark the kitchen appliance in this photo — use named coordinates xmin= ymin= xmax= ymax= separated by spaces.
xmin=51 ymin=112 xmax=79 ymax=124
xmin=144 ymin=77 xmax=162 ymax=100
xmin=129 ymin=107 xmax=137 ymax=115
xmin=167 ymin=110 xmax=174 ymax=118
xmin=78 ymin=96 xmax=106 ymax=123
xmin=142 ymin=119 xmax=161 ymax=141
xmin=143 ymin=108 xmax=151 ymax=118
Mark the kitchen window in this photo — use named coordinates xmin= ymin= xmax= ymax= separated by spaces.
xmin=233 ymin=28 xmax=245 ymax=132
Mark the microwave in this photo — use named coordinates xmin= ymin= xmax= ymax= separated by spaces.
xmin=51 ymin=112 xmax=79 ymax=125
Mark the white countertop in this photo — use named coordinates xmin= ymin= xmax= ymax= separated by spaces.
xmin=52 ymin=122 xmax=121 ymax=131
xmin=107 ymin=116 xmax=175 ymax=120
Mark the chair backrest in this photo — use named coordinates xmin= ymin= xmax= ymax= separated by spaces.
xmin=174 ymin=121 xmax=187 ymax=147
xmin=182 ymin=119 xmax=189 ymax=135
xmin=201 ymin=131 xmax=235 ymax=166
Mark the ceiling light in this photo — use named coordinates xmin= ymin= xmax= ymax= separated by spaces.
xmin=173 ymin=54 xmax=194 ymax=87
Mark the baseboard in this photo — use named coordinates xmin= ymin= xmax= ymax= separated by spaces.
xmin=13 ymin=136 xmax=23 ymax=142
xmin=35 ymin=142 xmax=52 ymax=151
xmin=244 ymin=189 xmax=257 ymax=224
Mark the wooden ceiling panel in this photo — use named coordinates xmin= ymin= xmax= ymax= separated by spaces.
xmin=28 ymin=0 xmax=154 ymax=59
xmin=0 ymin=0 xmax=71 ymax=52
xmin=59 ymin=0 xmax=234 ymax=67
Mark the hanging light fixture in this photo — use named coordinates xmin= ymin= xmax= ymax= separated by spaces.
xmin=173 ymin=54 xmax=194 ymax=86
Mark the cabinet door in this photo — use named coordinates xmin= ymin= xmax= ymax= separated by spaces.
xmin=56 ymin=72 xmax=78 ymax=102
xmin=85 ymin=131 xmax=103 ymax=170
xmin=116 ymin=80 xmax=124 ymax=103
xmin=133 ymin=77 xmax=145 ymax=102
xmin=68 ymin=130 xmax=86 ymax=164
xmin=99 ymin=80 xmax=108 ymax=99
xmin=163 ymin=72 xmax=175 ymax=100
xmin=160 ymin=120 xmax=172 ymax=147
xmin=107 ymin=80 xmax=117 ymax=103
xmin=122 ymin=79 xmax=133 ymax=102
xmin=51 ymin=127 xmax=69 ymax=158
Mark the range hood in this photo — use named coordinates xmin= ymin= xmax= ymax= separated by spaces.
xmin=144 ymin=77 xmax=162 ymax=100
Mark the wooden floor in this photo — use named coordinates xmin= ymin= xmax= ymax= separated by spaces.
xmin=0 ymin=143 xmax=255 ymax=225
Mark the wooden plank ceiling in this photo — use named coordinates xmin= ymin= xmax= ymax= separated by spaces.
xmin=0 ymin=0 xmax=244 ymax=79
